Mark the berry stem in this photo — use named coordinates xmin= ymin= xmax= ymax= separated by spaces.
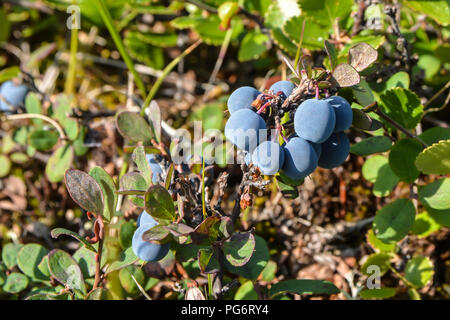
xmin=315 ymin=85 xmax=320 ymax=99
xmin=256 ymin=101 xmax=271 ymax=114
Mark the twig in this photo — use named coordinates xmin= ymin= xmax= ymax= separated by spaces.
xmin=4 ymin=113 xmax=67 ymax=140
xmin=385 ymin=5 xmax=412 ymax=72
xmin=92 ymin=216 xmax=104 ymax=289
xmin=374 ymin=107 xmax=428 ymax=148
xmin=423 ymin=80 xmax=450 ymax=114
xmin=351 ymin=0 xmax=366 ymax=36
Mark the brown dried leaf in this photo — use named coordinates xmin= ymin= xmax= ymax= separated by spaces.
xmin=348 ymin=42 xmax=378 ymax=72
xmin=331 ymin=63 xmax=360 ymax=87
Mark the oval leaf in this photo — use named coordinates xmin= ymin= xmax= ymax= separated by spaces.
xmin=373 ymin=199 xmax=416 ymax=243
xmin=405 ymin=256 xmax=434 ymax=288
xmin=331 ymin=63 xmax=360 ymax=87
xmin=144 ymin=184 xmax=176 ymax=222
xmin=269 ymin=279 xmax=340 ymax=298
xmin=419 ymin=178 xmax=450 ymax=211
xmin=48 ymin=249 xmax=86 ymax=295
xmin=223 ymin=232 xmax=256 ymax=267
xmin=415 ymin=140 xmax=450 ymax=175
xmin=116 ymin=111 xmax=154 ymax=143
xmin=65 ymin=169 xmax=104 ymax=216
xmin=350 ymin=136 xmax=392 ymax=156
xmin=46 ymin=144 xmax=74 ymax=183
xmin=348 ymin=42 xmax=378 ymax=72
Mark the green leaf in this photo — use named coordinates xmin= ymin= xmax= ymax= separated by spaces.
xmin=190 ymin=215 xmax=221 ymax=245
xmin=386 ymin=72 xmax=410 ymax=90
xmin=388 ymin=138 xmax=423 ymax=183
xmin=360 ymin=288 xmax=396 ymax=299
xmin=352 ymin=79 xmax=375 ymax=107
xmin=0 ymin=154 xmax=12 ymax=178
xmin=126 ymin=31 xmax=177 ymax=48
xmin=3 ymin=273 xmax=29 ymax=294
xmin=299 ymin=0 xmax=353 ymax=28
xmin=373 ymin=199 xmax=416 ymax=243
xmin=124 ymin=32 xmax=164 ymax=70
xmin=86 ymin=288 xmax=113 ymax=300
xmin=50 ymin=94 xmax=79 ymax=141
xmin=405 ymin=256 xmax=434 ymax=288
xmin=340 ymin=35 xmax=386 ymax=55
xmin=171 ymin=16 xmax=204 ymax=29
xmin=25 ymin=93 xmax=43 ymax=125
xmin=119 ymin=172 xmax=148 ymax=207
xmin=405 ymin=0 xmax=450 ymax=26
xmin=283 ymin=16 xmax=329 ymax=50
xmin=17 ymin=244 xmax=49 ymax=281
xmin=119 ymin=266 xmax=145 ymax=295
xmin=379 ymin=88 xmax=423 ymax=130
xmin=361 ymin=252 xmax=394 ymax=276
xmin=64 ymin=169 xmax=104 ymax=216
xmin=144 ymin=184 xmax=176 ymax=222
xmin=73 ymin=247 xmax=96 ymax=279
xmin=0 ymin=8 xmax=10 ymax=44
xmin=197 ymin=248 xmax=220 ymax=274
xmin=416 ymin=54 xmax=441 ymax=81
xmin=415 ymin=140 xmax=450 ymax=175
xmin=235 ymin=281 xmax=258 ymax=300
xmin=218 ymin=1 xmax=240 ymax=29
xmin=45 ymin=144 xmax=74 ymax=183
xmin=29 ymin=129 xmax=59 ymax=151
xmin=37 ymin=256 xmax=50 ymax=279
xmin=223 ymin=232 xmax=256 ymax=267
xmin=105 ymin=247 xmax=139 ymax=275
xmin=0 ymin=66 xmax=20 ymax=83
xmin=366 ymin=229 xmax=396 ymax=253
xmin=276 ymin=176 xmax=300 ymax=199
xmin=2 ymin=243 xmax=23 ymax=269
xmin=411 ymin=211 xmax=441 ymax=238
xmin=133 ymin=146 xmax=154 ymax=186
xmin=261 ymin=260 xmax=277 ymax=282
xmin=193 ymin=15 xmax=243 ymax=46
xmin=115 ymin=111 xmax=154 ymax=143
xmin=269 ymin=279 xmax=340 ymax=298
xmin=419 ymin=127 xmax=450 ymax=145
xmin=120 ymin=221 xmax=136 ymax=250
xmin=350 ymin=136 xmax=392 ymax=156
xmin=264 ymin=0 xmax=299 ymax=55
xmin=427 ymin=208 xmax=450 ymax=228
xmin=225 ymin=235 xmax=269 ymax=280
xmin=89 ymin=166 xmax=117 ymax=221
xmin=238 ymin=30 xmax=269 ymax=62
xmin=362 ymin=155 xmax=399 ymax=197
xmin=48 ymin=249 xmax=86 ymax=295
xmin=50 ymin=228 xmax=96 ymax=252
xmin=419 ymin=178 xmax=450 ymax=210
xmin=324 ymin=40 xmax=338 ymax=69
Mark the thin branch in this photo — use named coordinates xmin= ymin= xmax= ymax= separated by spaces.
xmin=385 ymin=5 xmax=412 ymax=72
xmin=4 ymin=113 xmax=66 ymax=140
xmin=374 ymin=108 xmax=428 ymax=148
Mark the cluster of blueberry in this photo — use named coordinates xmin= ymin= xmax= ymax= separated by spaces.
xmin=224 ymin=80 xmax=352 ymax=180
xmin=131 ymin=154 xmax=170 ymax=262
xmin=0 ymin=80 xmax=28 ymax=113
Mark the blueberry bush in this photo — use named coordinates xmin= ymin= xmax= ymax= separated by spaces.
xmin=0 ymin=0 xmax=449 ymax=300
